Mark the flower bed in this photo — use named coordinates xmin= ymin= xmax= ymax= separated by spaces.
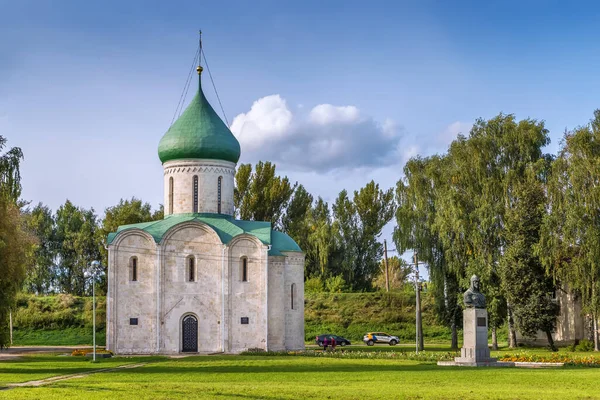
xmin=499 ymin=352 xmax=600 ymax=367
xmin=241 ymin=349 xmax=600 ymax=367
xmin=241 ymin=349 xmax=457 ymax=362
xmin=71 ymin=348 xmax=113 ymax=357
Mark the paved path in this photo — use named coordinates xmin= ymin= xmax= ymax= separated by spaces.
xmin=0 ymin=362 xmax=147 ymax=391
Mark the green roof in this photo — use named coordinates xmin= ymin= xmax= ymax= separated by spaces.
xmin=158 ymin=76 xmax=241 ymax=164
xmin=107 ymin=213 xmax=301 ymax=256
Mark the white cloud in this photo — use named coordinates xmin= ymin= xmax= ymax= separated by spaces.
xmin=230 ymin=95 xmax=293 ymax=152
xmin=231 ymin=95 xmax=404 ymax=172
xmin=308 ymin=104 xmax=361 ymax=125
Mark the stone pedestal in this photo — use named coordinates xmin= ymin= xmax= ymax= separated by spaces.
xmin=438 ymin=308 xmax=514 ymax=367
xmin=455 ymin=308 xmax=494 ymax=364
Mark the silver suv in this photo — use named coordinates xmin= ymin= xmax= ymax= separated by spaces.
xmin=363 ymin=332 xmax=399 ymax=346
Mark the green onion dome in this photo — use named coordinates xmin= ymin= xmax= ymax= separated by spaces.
xmin=158 ymin=71 xmax=241 ymax=164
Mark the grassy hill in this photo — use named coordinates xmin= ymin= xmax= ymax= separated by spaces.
xmin=9 ymin=290 xmax=450 ymax=346
xmin=11 ymin=293 xmax=106 ymax=346
xmin=304 ymin=291 xmax=451 ymax=343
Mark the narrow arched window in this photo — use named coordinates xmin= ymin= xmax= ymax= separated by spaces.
xmin=241 ymin=257 xmax=248 ymax=282
xmin=130 ymin=257 xmax=138 ymax=282
xmin=192 ymin=175 xmax=198 ymax=213
xmin=187 ymin=256 xmax=195 ymax=282
xmin=169 ymin=177 xmax=174 ymax=215
xmin=217 ymin=176 xmax=222 ymax=214
xmin=291 ymin=283 xmax=296 ymax=310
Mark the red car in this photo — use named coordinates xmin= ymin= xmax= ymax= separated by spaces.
xmin=315 ymin=334 xmax=351 ymax=347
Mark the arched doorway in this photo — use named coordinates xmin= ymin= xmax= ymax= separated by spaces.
xmin=182 ymin=314 xmax=198 ymax=352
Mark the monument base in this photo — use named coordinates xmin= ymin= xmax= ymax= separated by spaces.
xmin=438 ymin=308 xmax=515 ymax=367
xmin=438 ymin=360 xmax=515 ymax=367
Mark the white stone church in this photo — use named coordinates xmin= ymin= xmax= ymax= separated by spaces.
xmin=105 ymin=64 xmax=305 ymax=354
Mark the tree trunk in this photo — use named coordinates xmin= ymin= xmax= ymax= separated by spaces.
xmin=9 ymin=311 xmax=13 ymax=346
xmin=594 ymin=314 xmax=599 ymax=352
xmin=508 ymin=307 xmax=518 ymax=348
xmin=545 ymin=330 xmax=557 ymax=352
xmin=384 ymin=240 xmax=389 ymax=292
xmin=451 ymin=321 xmax=458 ymax=350
xmin=491 ymin=326 xmax=498 ymax=350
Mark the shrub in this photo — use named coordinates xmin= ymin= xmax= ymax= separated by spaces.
xmin=305 ymin=277 xmax=324 ymax=293
xmin=325 ymin=276 xmax=347 ymax=293
xmin=13 ymin=295 xmax=106 ymax=330
xmin=576 ymin=339 xmax=594 ymax=352
xmin=57 ymin=293 xmax=76 ymax=308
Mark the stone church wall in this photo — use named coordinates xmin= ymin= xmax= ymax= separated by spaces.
xmin=284 ymin=252 xmax=305 ymax=350
xmin=108 ymin=225 xmax=305 ymax=354
xmin=228 ymin=236 xmax=267 ymax=352
xmin=267 ymin=256 xmax=286 ymax=351
xmin=163 ymin=159 xmax=235 ymax=216
xmin=107 ymin=231 xmax=158 ymax=354
xmin=160 ymin=223 xmax=224 ymax=353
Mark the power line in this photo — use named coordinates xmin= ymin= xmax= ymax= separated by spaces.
xmin=170 ymin=45 xmax=200 ymax=127
xmin=201 ymin=49 xmax=229 ymax=126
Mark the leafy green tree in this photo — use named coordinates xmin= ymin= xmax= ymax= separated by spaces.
xmin=0 ymin=136 xmax=33 ymax=348
xmin=234 ymin=161 xmax=296 ymax=228
xmin=304 ymin=276 xmax=325 ymax=293
xmin=152 ymin=204 xmax=164 ymax=220
xmin=306 ymin=197 xmax=334 ymax=278
xmin=282 ymin=186 xmax=339 ymax=280
xmin=55 ymin=200 xmax=101 ymax=296
xmin=23 ymin=203 xmax=56 ymax=294
xmin=538 ymin=110 xmax=600 ymax=351
xmin=394 ymin=155 xmax=461 ymax=348
xmin=281 ymin=185 xmax=313 ymax=252
xmin=500 ymin=166 xmax=559 ymax=350
xmin=0 ymin=136 xmax=23 ymax=201
xmin=96 ymin=197 xmax=163 ymax=292
xmin=435 ymin=114 xmax=549 ymax=348
xmin=325 ymin=275 xmax=347 ymax=293
xmin=333 ymin=181 xmax=395 ymax=291
xmin=373 ymin=256 xmax=412 ymax=291
xmin=0 ymin=196 xmax=34 ymax=347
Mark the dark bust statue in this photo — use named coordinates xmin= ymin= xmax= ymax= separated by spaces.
xmin=463 ymin=275 xmax=486 ymax=309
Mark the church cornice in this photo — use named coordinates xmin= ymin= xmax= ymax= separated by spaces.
xmin=164 ymin=164 xmax=235 ymax=176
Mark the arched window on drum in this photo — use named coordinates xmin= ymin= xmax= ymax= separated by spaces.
xmin=192 ymin=175 xmax=199 ymax=213
xmin=217 ymin=176 xmax=222 ymax=214
xmin=168 ymin=176 xmax=174 ymax=215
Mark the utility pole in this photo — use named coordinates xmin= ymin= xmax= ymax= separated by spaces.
xmin=414 ymin=251 xmax=424 ymax=352
xmin=384 ymin=240 xmax=390 ymax=292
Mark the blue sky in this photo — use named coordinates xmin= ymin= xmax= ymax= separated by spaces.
xmin=3 ymin=0 xmax=600 ymax=268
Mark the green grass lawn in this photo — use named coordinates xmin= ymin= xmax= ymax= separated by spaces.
xmin=0 ymin=355 xmax=161 ymax=387
xmin=1 ymin=354 xmax=600 ymax=399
